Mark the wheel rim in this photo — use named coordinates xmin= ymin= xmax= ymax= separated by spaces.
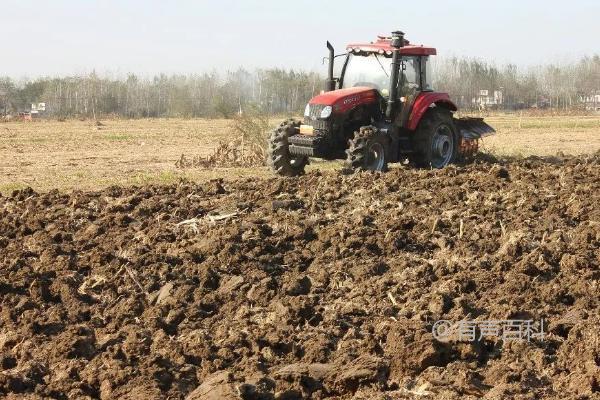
xmin=431 ymin=124 xmax=454 ymax=168
xmin=366 ymin=142 xmax=385 ymax=171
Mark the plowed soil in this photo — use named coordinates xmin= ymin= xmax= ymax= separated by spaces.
xmin=1 ymin=155 xmax=599 ymax=399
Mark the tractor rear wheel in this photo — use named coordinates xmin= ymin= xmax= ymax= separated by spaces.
xmin=412 ymin=108 xmax=458 ymax=168
xmin=267 ymin=119 xmax=308 ymax=176
xmin=345 ymin=126 xmax=389 ymax=172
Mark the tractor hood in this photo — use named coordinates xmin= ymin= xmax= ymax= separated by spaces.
xmin=309 ymin=87 xmax=378 ymax=113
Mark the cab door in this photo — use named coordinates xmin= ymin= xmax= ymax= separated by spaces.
xmin=396 ymin=56 xmax=423 ymax=128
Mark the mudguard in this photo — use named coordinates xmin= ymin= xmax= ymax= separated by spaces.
xmin=406 ymin=92 xmax=457 ymax=131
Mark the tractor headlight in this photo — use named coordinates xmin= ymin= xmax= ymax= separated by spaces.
xmin=320 ymin=106 xmax=332 ymax=119
xmin=304 ymin=103 xmax=311 ymax=117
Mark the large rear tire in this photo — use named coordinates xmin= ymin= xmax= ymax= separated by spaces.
xmin=412 ymin=108 xmax=458 ymax=168
xmin=345 ymin=126 xmax=389 ymax=172
xmin=267 ymin=119 xmax=308 ymax=176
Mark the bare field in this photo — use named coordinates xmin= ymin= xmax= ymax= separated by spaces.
xmin=1 ymin=156 xmax=599 ymax=398
xmin=1 ymin=115 xmax=599 ymax=194
xmin=0 ymin=119 xmax=243 ymax=194
xmin=1 ymin=118 xmax=599 ymax=398
xmin=479 ymin=114 xmax=600 ymax=156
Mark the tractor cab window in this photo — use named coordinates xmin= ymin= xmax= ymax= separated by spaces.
xmin=399 ymin=56 xmax=420 ymax=95
xmin=341 ymin=54 xmax=392 ymax=96
xmin=422 ymin=56 xmax=433 ymax=91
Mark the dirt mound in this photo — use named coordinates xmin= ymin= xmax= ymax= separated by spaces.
xmin=1 ymin=155 xmax=599 ymax=399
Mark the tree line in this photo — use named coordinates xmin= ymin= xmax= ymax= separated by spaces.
xmin=0 ymin=69 xmax=323 ymax=119
xmin=434 ymin=55 xmax=600 ymax=110
xmin=0 ymin=55 xmax=598 ymax=118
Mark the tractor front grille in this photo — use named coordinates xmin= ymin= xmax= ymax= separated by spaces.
xmin=292 ymin=104 xmax=333 ymax=157
xmin=304 ymin=104 xmax=332 ymax=134
xmin=304 ymin=118 xmax=329 ymax=132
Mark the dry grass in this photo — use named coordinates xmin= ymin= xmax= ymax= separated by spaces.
xmin=480 ymin=114 xmax=600 ymax=157
xmin=1 ymin=114 xmax=599 ymax=194
xmin=0 ymin=118 xmax=248 ymax=193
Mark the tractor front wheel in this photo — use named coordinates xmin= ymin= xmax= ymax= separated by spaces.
xmin=412 ymin=109 xmax=458 ymax=168
xmin=345 ymin=126 xmax=389 ymax=172
xmin=267 ymin=119 xmax=308 ymax=176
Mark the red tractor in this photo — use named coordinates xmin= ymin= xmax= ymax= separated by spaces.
xmin=268 ymin=31 xmax=494 ymax=175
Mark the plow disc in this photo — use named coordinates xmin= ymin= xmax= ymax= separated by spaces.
xmin=455 ymin=117 xmax=496 ymax=140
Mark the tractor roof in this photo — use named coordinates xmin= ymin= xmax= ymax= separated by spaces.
xmin=346 ymin=35 xmax=436 ymax=57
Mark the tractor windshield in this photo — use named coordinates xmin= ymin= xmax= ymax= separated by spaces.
xmin=342 ymin=54 xmax=392 ymax=95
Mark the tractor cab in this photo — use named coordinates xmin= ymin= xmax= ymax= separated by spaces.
xmin=336 ymin=36 xmax=437 ymax=126
xmin=267 ymin=31 xmax=495 ymax=176
xmin=340 ymin=36 xmax=435 ymax=98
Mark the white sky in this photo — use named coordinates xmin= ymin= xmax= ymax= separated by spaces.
xmin=1 ymin=0 xmax=599 ymax=78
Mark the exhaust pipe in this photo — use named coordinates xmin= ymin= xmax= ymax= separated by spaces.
xmin=326 ymin=41 xmax=335 ymax=92
xmin=386 ymin=31 xmax=405 ymax=119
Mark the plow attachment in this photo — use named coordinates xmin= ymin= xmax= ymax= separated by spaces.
xmin=454 ymin=117 xmax=496 ymax=159
xmin=455 ymin=117 xmax=496 ymax=140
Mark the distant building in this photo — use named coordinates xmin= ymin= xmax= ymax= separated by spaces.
xmin=581 ymin=93 xmax=600 ymax=111
xmin=473 ymin=89 xmax=503 ymax=110
xmin=31 ymin=102 xmax=46 ymax=118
